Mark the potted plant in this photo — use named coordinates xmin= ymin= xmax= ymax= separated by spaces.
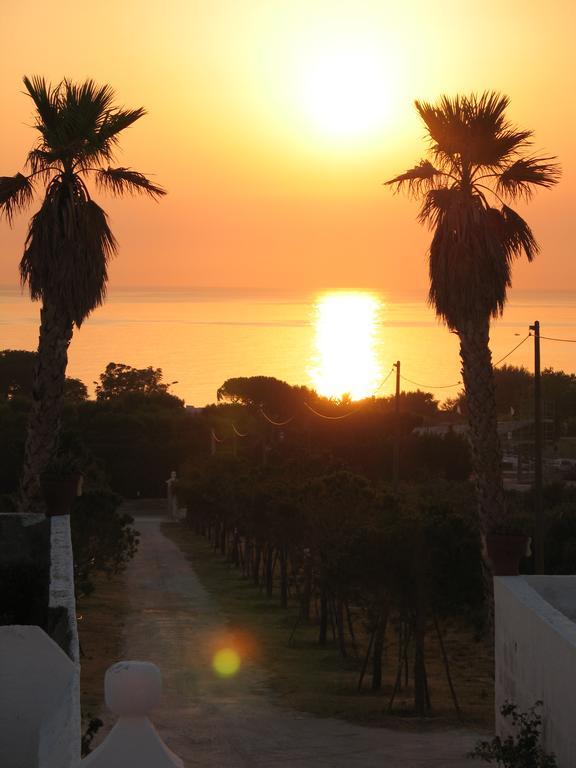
xmin=484 ymin=514 xmax=532 ymax=576
xmin=41 ymin=453 xmax=84 ymax=517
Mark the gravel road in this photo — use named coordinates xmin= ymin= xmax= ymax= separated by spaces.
xmin=120 ymin=514 xmax=482 ymax=767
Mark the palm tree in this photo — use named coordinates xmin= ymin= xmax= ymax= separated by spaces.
xmin=387 ymin=92 xmax=559 ymax=533
xmin=0 ymin=76 xmax=166 ymax=510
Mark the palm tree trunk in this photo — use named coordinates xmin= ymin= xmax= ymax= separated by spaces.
xmin=19 ymin=302 xmax=73 ymax=512
xmin=458 ymin=319 xmax=507 ymax=532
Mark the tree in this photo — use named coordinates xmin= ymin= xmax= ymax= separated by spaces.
xmin=217 ymin=376 xmax=313 ymax=415
xmin=95 ymin=362 xmax=173 ymax=400
xmin=71 ymin=489 xmax=139 ymax=597
xmin=387 ymin=93 xmax=559 ymax=532
xmin=0 ymin=349 xmax=87 ymax=403
xmin=0 ymin=77 xmax=165 ymax=510
xmin=0 ymin=350 xmax=37 ymax=400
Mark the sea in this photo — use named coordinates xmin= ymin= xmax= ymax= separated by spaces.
xmin=1 ymin=287 xmax=575 ymax=407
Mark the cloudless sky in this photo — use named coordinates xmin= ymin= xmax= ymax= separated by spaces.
xmin=0 ymin=0 xmax=574 ymax=293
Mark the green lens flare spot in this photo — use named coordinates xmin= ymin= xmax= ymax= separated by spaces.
xmin=212 ymin=648 xmax=241 ymax=678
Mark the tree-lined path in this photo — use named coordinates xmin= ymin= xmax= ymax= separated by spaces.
xmin=119 ymin=507 xmax=480 ymax=767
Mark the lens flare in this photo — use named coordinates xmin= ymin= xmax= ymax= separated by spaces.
xmin=212 ymin=647 xmax=241 ymax=678
xmin=309 ymin=291 xmax=383 ymax=401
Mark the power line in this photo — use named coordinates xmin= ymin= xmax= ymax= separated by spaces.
xmin=232 ymin=424 xmax=248 ymax=437
xmin=259 ymin=410 xmax=294 ymax=426
xmin=400 ymin=375 xmax=461 ymax=390
xmin=539 ymin=334 xmax=576 ymax=343
xmin=398 ymin=334 xmax=532 ymax=391
xmin=215 ymin=335 xmax=534 ymax=431
xmin=303 ymin=401 xmax=362 ymax=420
xmin=372 ymin=366 xmax=396 ymax=393
xmin=493 ymin=333 xmax=531 ymax=366
xmin=303 ymin=366 xmax=396 ymax=421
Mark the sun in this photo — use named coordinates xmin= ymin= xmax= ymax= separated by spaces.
xmin=297 ymin=39 xmax=394 ymax=139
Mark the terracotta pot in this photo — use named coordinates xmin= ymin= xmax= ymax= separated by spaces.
xmin=42 ymin=474 xmax=83 ymax=517
xmin=485 ymin=534 xmax=531 ymax=576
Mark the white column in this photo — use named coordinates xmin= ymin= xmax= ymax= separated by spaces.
xmin=79 ymin=661 xmax=183 ymax=768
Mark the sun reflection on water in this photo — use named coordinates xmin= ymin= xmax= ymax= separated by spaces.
xmin=309 ymin=291 xmax=383 ymax=401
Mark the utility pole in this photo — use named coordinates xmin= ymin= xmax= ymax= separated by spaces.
xmin=393 ymin=360 xmax=400 ymax=487
xmin=529 ymin=320 xmax=544 ymax=573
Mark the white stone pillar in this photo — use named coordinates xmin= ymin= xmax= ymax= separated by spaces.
xmin=165 ymin=471 xmax=178 ymax=518
xmin=79 ymin=661 xmax=183 ymax=767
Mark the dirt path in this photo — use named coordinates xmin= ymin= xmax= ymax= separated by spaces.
xmin=121 ymin=514 xmax=482 ymax=767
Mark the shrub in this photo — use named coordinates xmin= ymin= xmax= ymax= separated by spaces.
xmin=71 ymin=490 xmax=139 ymax=597
xmin=470 ymin=701 xmax=557 ymax=767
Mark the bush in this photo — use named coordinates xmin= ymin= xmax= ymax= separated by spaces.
xmin=470 ymin=701 xmax=557 ymax=767
xmin=71 ymin=490 xmax=139 ymax=597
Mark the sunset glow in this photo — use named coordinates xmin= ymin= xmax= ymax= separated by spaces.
xmin=297 ymin=39 xmax=394 ymax=139
xmin=0 ymin=1 xmax=572 ymax=291
xmin=309 ymin=291 xmax=383 ymax=401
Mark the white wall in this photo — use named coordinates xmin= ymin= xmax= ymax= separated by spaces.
xmin=0 ymin=625 xmax=76 ymax=768
xmin=495 ymin=576 xmax=576 ymax=768
xmin=0 ymin=515 xmax=80 ymax=768
xmin=43 ymin=516 xmax=81 ymax=767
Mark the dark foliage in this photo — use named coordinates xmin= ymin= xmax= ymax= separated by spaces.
xmin=95 ymin=362 xmax=181 ymax=402
xmin=71 ymin=489 xmax=139 ymax=597
xmin=470 ymin=701 xmax=557 ymax=767
xmin=0 ymin=348 xmax=87 ymax=402
xmin=81 ymin=715 xmax=104 ymax=757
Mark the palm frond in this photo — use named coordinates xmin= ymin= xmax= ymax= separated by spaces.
xmin=471 ymin=129 xmax=532 ymax=167
xmin=497 ymin=156 xmax=561 ymax=199
xmin=62 ymin=79 xmax=116 ymax=126
xmin=23 ymin=76 xmax=61 ymax=134
xmin=74 ymin=109 xmax=147 ymax=168
xmin=21 ymin=178 xmax=117 ymax=326
xmin=0 ymin=173 xmax=34 ymax=224
xmin=385 ymin=160 xmax=442 ymax=195
xmin=418 ymin=186 xmax=458 ymax=228
xmin=428 ymin=199 xmax=512 ymax=328
xmin=416 ymin=92 xmax=532 ymax=168
xmin=416 ymin=94 xmax=468 ymax=156
xmin=26 ymin=148 xmax=63 ymax=174
xmin=57 ymin=79 xmax=115 ymax=151
xmin=98 ymin=108 xmax=146 ymax=143
xmin=496 ymin=205 xmax=539 ymax=261
xmin=96 ymin=167 xmax=166 ymax=199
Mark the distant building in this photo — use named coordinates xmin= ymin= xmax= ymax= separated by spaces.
xmin=185 ymin=405 xmax=205 ymax=415
xmin=412 ymin=424 xmax=468 ymax=437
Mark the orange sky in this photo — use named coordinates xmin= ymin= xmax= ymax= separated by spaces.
xmin=0 ymin=0 xmax=574 ymax=293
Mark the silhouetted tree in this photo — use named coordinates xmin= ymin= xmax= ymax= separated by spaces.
xmin=217 ymin=375 xmax=315 ymax=417
xmin=387 ymin=92 xmax=560 ymax=533
xmin=0 ymin=76 xmax=165 ymax=510
xmin=0 ymin=349 xmax=88 ymax=403
xmin=95 ymin=362 xmax=174 ymax=400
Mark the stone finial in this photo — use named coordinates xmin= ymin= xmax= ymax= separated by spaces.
xmin=80 ymin=662 xmax=183 ymax=767
xmin=105 ymin=661 xmax=161 ymax=717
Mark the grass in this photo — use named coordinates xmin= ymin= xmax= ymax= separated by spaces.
xmin=162 ymin=522 xmax=494 ymax=731
xmin=77 ymin=570 xmax=128 ymax=739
